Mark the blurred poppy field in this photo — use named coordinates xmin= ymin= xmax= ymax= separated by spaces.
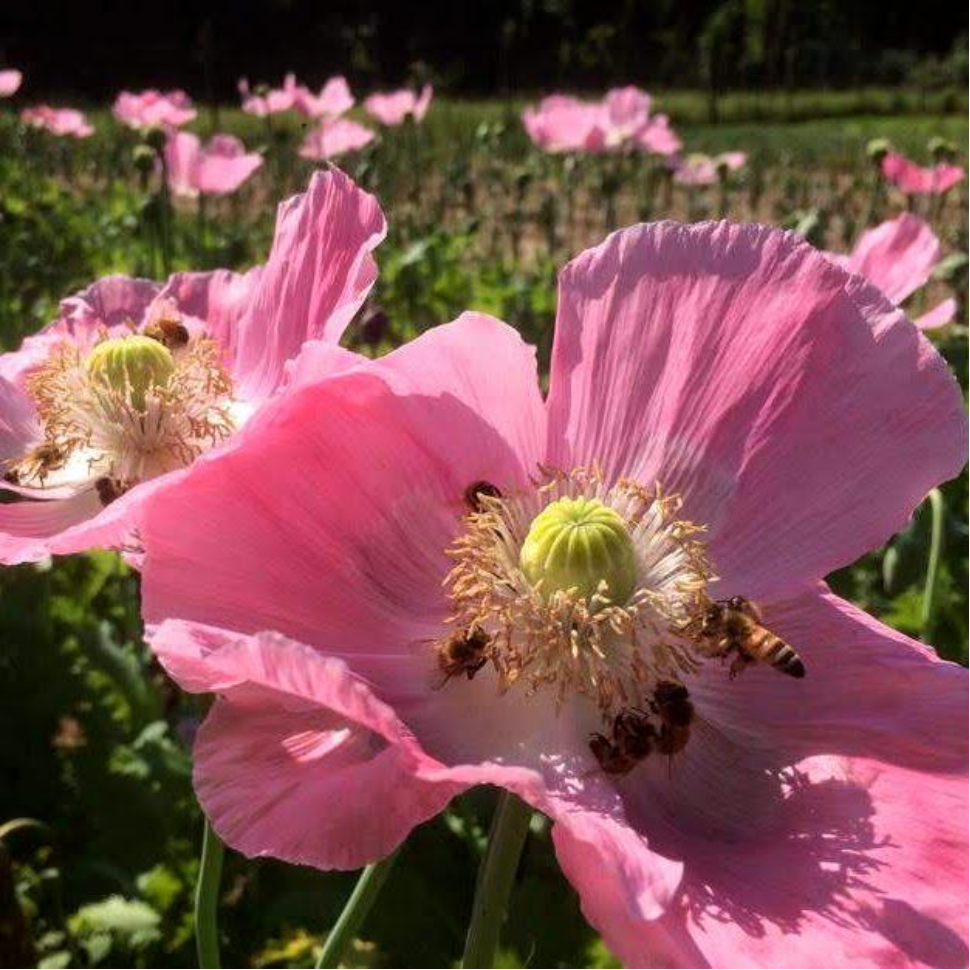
xmin=0 ymin=43 xmax=967 ymax=970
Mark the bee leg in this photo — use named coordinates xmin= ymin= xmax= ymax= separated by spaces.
xmin=728 ymin=651 xmax=753 ymax=679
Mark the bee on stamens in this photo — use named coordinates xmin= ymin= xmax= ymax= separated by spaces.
xmin=143 ymin=318 xmax=190 ymax=350
xmin=95 ymin=477 xmax=126 ymax=506
xmin=687 ymin=595 xmax=806 ymax=679
xmin=432 ymin=624 xmax=490 ymax=689
xmin=4 ymin=442 xmax=68 ymax=486
xmin=589 ymin=708 xmax=655 ymax=776
xmin=463 ymin=480 xmax=502 ymax=513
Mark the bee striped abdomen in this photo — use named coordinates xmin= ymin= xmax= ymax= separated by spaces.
xmin=750 ymin=630 xmax=805 ymax=678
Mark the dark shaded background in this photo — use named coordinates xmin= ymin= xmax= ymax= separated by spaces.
xmin=0 ymin=0 xmax=966 ymax=101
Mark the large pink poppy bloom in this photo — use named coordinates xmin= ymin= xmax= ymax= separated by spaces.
xmin=113 ymin=89 xmax=197 ymax=130
xmin=636 ymin=112 xmax=682 ymax=156
xmin=363 ymin=84 xmax=433 ymax=125
xmin=829 ymin=213 xmax=956 ymax=331
xmin=295 ymin=76 xmax=354 ymax=119
xmin=164 ymin=131 xmax=263 ymax=198
xmin=673 ymin=152 xmax=746 ymax=186
xmin=238 ymin=73 xmax=302 ymax=117
xmin=0 ymin=170 xmax=384 ymax=564
xmin=881 ymin=152 xmax=965 ymax=196
xmin=21 ymin=105 xmax=94 ymax=138
xmin=298 ymin=117 xmax=374 ymax=161
xmin=141 ymin=221 xmax=967 ymax=967
xmin=0 ymin=69 xmax=22 ymax=97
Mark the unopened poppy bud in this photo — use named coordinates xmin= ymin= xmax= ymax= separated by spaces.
xmin=86 ymin=335 xmax=175 ymax=410
xmin=520 ymin=497 xmax=637 ymax=604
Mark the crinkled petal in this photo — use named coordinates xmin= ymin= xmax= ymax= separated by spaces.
xmin=231 ymin=168 xmax=386 ymax=401
xmin=844 ymin=214 xmax=941 ymax=305
xmin=572 ymin=585 xmax=968 ymax=968
xmin=0 ymin=376 xmax=39 ymax=462
xmin=150 ymin=620 xmax=460 ymax=869
xmin=545 ymin=221 xmax=967 ymax=599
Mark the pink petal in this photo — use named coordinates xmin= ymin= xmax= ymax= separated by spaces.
xmin=230 ymin=168 xmax=386 ymax=401
xmin=0 ymin=490 xmax=103 ymax=564
xmin=298 ymin=118 xmax=375 ymax=161
xmin=914 ymin=298 xmax=956 ymax=331
xmin=195 ymin=143 xmax=262 ymax=195
xmin=165 ymin=131 xmax=201 ymax=198
xmin=0 ymin=70 xmax=22 ymax=97
xmin=545 ymin=221 xmax=967 ymax=601
xmin=567 ymin=586 xmax=967 ymax=968
xmin=141 ymin=313 xmax=545 ymax=688
xmin=0 ymin=376 xmax=38 ymax=463
xmin=844 ymin=213 xmax=941 ymax=305
xmin=150 ymin=621 xmax=460 ymax=869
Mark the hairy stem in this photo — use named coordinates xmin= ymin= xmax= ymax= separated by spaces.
xmin=195 ymin=818 xmax=225 ymax=969
xmin=462 ymin=791 xmax=532 ymax=968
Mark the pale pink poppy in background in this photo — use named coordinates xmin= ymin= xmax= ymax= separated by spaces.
xmin=673 ymin=151 xmax=746 ymax=186
xmin=21 ymin=105 xmax=94 ymax=138
xmin=165 ymin=131 xmax=263 ymax=198
xmin=0 ymin=169 xmax=384 ymax=564
xmin=298 ymin=117 xmax=374 ymax=160
xmin=881 ymin=151 xmax=965 ymax=196
xmin=523 ymin=87 xmax=659 ymax=154
xmin=363 ymin=83 xmax=433 ymax=125
xmin=522 ymin=94 xmax=605 ymax=153
xmin=829 ymin=213 xmax=956 ymax=331
xmin=636 ymin=112 xmax=682 ymax=156
xmin=0 ymin=69 xmax=22 ymax=97
xmin=296 ymin=75 xmax=355 ymax=118
xmin=113 ymin=89 xmax=196 ymax=130
xmin=141 ymin=221 xmax=966 ymax=968
xmin=239 ymin=73 xmax=301 ymax=116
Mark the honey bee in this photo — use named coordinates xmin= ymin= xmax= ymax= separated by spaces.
xmin=463 ymin=480 xmax=502 ymax=512
xmin=4 ymin=442 xmax=68 ymax=486
xmin=95 ymin=477 xmax=126 ymax=506
xmin=650 ymin=681 xmax=694 ymax=758
xmin=432 ymin=625 xmax=490 ymax=689
xmin=143 ymin=318 xmax=190 ymax=350
xmin=689 ymin=596 xmax=805 ymax=679
xmin=589 ymin=709 xmax=655 ymax=776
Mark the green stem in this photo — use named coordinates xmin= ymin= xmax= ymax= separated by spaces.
xmin=195 ymin=818 xmax=225 ymax=969
xmin=462 ymin=791 xmax=532 ymax=969
xmin=920 ymin=488 xmax=945 ymax=642
xmin=316 ymin=850 xmax=400 ymax=969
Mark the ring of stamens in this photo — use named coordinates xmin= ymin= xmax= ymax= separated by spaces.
xmin=7 ymin=324 xmax=235 ymax=493
xmin=443 ymin=466 xmax=715 ymax=720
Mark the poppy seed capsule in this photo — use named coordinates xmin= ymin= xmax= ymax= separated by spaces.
xmin=519 ymin=496 xmax=637 ymax=604
xmin=85 ymin=335 xmax=176 ymax=411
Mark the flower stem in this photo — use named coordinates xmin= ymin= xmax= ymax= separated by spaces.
xmin=462 ymin=791 xmax=532 ymax=969
xmin=315 ymin=849 xmax=400 ymax=969
xmin=920 ymin=487 xmax=945 ymax=642
xmin=195 ymin=818 xmax=225 ymax=969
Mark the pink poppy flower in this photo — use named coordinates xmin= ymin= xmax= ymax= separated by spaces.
xmin=673 ymin=152 xmax=746 ymax=186
xmin=0 ymin=170 xmax=384 ymax=564
xmin=0 ymin=69 xmax=22 ymax=97
xmin=522 ymin=95 xmax=606 ymax=153
xmin=881 ymin=152 xmax=965 ymax=196
xmin=636 ymin=113 xmax=682 ymax=156
xmin=524 ymin=87 xmax=656 ymax=154
xmin=140 ymin=222 xmax=967 ymax=967
xmin=238 ymin=73 xmax=301 ymax=117
xmin=298 ymin=117 xmax=374 ymax=161
xmin=829 ymin=213 xmax=956 ymax=331
xmin=164 ymin=131 xmax=263 ymax=198
xmin=295 ymin=76 xmax=355 ymax=118
xmin=21 ymin=105 xmax=94 ymax=138
xmin=363 ymin=84 xmax=433 ymax=125
xmin=113 ymin=89 xmax=196 ymax=130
